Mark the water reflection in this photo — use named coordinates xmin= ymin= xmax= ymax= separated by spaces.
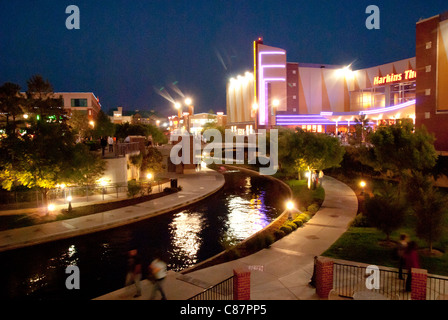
xmin=168 ymin=211 xmax=203 ymax=270
xmin=0 ymin=170 xmax=285 ymax=300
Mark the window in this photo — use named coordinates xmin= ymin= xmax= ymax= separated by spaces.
xmin=71 ymin=99 xmax=88 ymax=107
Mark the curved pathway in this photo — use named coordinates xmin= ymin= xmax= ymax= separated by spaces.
xmin=96 ymin=175 xmax=358 ymax=300
xmin=0 ymin=168 xmax=225 ymax=253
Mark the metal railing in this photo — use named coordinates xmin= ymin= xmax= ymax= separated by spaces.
xmin=188 ymin=276 xmax=234 ymax=300
xmin=333 ymin=262 xmax=448 ymax=300
xmin=333 ymin=262 xmax=409 ymax=300
xmin=427 ymin=274 xmax=448 ymax=300
xmin=114 ymin=142 xmax=141 ymax=157
xmin=0 ymin=179 xmax=170 ymax=211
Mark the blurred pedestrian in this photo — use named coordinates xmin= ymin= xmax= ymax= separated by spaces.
xmin=148 ymin=256 xmax=167 ymax=300
xmin=405 ymin=241 xmax=420 ymax=292
xmin=397 ymin=234 xmax=408 ymax=280
xmin=108 ymin=136 xmax=114 ymax=152
xmin=125 ymin=249 xmax=142 ymax=298
xmin=100 ymin=136 xmax=107 ymax=156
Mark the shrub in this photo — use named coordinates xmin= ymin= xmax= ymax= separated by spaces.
xmin=274 ymin=229 xmax=286 ymax=240
xmin=307 ymin=203 xmax=320 ymax=215
xmin=350 ymin=213 xmax=370 ymax=227
xmin=298 ymin=212 xmax=311 ymax=222
xmin=247 ymin=233 xmax=275 ymax=251
xmin=287 ymin=221 xmax=298 ymax=230
xmin=127 ymin=180 xmax=142 ymax=198
xmin=293 ymin=219 xmax=303 ymax=228
xmin=280 ymin=225 xmax=293 ymax=234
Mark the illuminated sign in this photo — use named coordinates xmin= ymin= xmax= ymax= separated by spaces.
xmin=373 ymin=70 xmax=416 ymax=86
xmin=257 ymin=50 xmax=286 ymax=126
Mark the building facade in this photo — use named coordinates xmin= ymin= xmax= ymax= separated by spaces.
xmin=227 ymin=38 xmax=418 ymax=135
xmin=415 ymin=11 xmax=448 ymax=153
xmin=59 ymin=92 xmax=102 ymax=121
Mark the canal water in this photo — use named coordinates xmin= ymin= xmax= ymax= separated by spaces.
xmin=0 ymin=169 xmax=286 ymax=300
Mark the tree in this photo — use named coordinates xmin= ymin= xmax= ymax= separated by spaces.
xmin=365 ymin=183 xmax=406 ymax=242
xmin=141 ymin=147 xmax=164 ymax=175
xmin=0 ymin=120 xmax=75 ymax=208
xmin=352 ymin=114 xmax=372 ymax=145
xmin=278 ymin=128 xmax=345 ymax=183
xmin=360 ymin=123 xmax=438 ymax=187
xmin=0 ymin=76 xmax=107 ymax=210
xmin=63 ymin=143 xmax=106 ymax=186
xmin=91 ymin=109 xmax=115 ymax=139
xmin=405 ymin=172 xmax=447 ymax=253
xmin=0 ymin=82 xmax=26 ymax=136
xmin=26 ymin=75 xmax=66 ymax=122
xmin=68 ymin=110 xmax=90 ymax=141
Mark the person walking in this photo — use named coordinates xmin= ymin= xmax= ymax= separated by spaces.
xmin=100 ymin=136 xmax=107 ymax=157
xmin=397 ymin=234 xmax=408 ymax=280
xmin=125 ymin=249 xmax=142 ymax=298
xmin=108 ymin=136 xmax=114 ymax=153
xmin=404 ymin=241 xmax=420 ymax=292
xmin=148 ymin=257 xmax=167 ymax=300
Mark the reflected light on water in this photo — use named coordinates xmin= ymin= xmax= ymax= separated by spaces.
xmin=168 ymin=211 xmax=203 ymax=269
xmin=224 ymin=191 xmax=270 ymax=246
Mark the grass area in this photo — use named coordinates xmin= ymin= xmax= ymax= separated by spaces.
xmin=285 ymin=179 xmax=325 ymax=210
xmin=322 ymin=178 xmax=448 ymax=277
xmin=323 ymin=226 xmax=448 ymax=276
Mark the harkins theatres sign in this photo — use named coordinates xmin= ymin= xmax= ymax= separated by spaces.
xmin=373 ymin=69 xmax=417 ymax=86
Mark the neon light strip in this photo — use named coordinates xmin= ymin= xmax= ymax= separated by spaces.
xmin=258 ymin=51 xmax=286 ymax=126
xmin=359 ymin=100 xmax=415 ymax=115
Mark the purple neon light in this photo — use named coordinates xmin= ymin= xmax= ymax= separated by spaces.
xmin=258 ymin=50 xmax=286 ymax=126
xmin=276 ymin=99 xmax=415 ymax=126
xmin=359 ymin=100 xmax=415 ymax=115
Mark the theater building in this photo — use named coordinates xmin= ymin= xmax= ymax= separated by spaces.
xmin=226 ymin=11 xmax=448 ymax=153
xmin=415 ymin=11 xmax=448 ymax=153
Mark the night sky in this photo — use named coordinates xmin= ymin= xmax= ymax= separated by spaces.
xmin=1 ymin=0 xmax=448 ymax=116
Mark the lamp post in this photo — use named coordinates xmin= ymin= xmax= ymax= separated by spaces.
xmin=100 ymin=180 xmax=107 ymax=200
xmin=185 ymin=98 xmax=193 ymax=132
xmin=252 ymin=102 xmax=259 ymax=131
xmin=360 ymin=180 xmax=366 ymax=196
xmin=174 ymin=102 xmax=182 ymax=130
xmin=67 ymin=195 xmax=73 ymax=213
xmin=47 ymin=204 xmax=55 ymax=216
xmin=271 ymin=99 xmax=280 ymax=129
xmin=286 ymin=200 xmax=295 ymax=220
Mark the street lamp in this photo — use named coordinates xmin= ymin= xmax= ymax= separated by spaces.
xmin=47 ymin=204 xmax=55 ymax=216
xmin=174 ymin=102 xmax=182 ymax=125
xmin=100 ymin=180 xmax=107 ymax=200
xmin=147 ymin=172 xmax=153 ymax=181
xmin=185 ymin=97 xmax=192 ymax=106
xmin=360 ymin=180 xmax=366 ymax=195
xmin=67 ymin=195 xmax=73 ymax=212
xmin=286 ymin=200 xmax=295 ymax=220
xmin=252 ymin=102 xmax=259 ymax=131
xmin=271 ymin=99 xmax=280 ymax=128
